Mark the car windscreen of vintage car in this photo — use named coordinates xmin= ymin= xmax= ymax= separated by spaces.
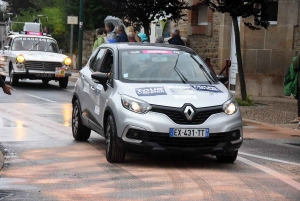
xmin=12 ymin=37 xmax=59 ymax=53
xmin=119 ymin=50 xmax=217 ymax=84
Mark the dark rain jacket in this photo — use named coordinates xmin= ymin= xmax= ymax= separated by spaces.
xmin=168 ymin=35 xmax=185 ymax=46
xmin=0 ymin=76 xmax=5 ymax=88
xmin=116 ymin=32 xmax=129 ymax=43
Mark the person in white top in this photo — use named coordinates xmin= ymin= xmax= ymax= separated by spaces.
xmin=104 ymin=22 xmax=117 ymax=43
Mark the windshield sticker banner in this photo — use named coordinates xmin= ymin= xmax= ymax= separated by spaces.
xmin=136 ymin=87 xmax=167 ymax=96
xmin=190 ymin=85 xmax=223 ymax=93
xmin=14 ymin=37 xmax=56 ymax=43
xmin=142 ymin=50 xmax=173 ymax=54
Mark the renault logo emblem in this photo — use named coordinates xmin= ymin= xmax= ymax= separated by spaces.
xmin=184 ymin=106 xmax=194 ymax=121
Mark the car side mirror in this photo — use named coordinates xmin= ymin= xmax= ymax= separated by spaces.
xmin=59 ymin=49 xmax=65 ymax=54
xmin=217 ymin=75 xmax=228 ymax=84
xmin=91 ymin=72 xmax=108 ymax=90
xmin=4 ymin=46 xmax=9 ymax=50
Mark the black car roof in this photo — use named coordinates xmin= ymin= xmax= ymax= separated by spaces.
xmin=104 ymin=43 xmax=197 ymax=55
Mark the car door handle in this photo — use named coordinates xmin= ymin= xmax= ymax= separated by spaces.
xmin=91 ymin=85 xmax=95 ymax=91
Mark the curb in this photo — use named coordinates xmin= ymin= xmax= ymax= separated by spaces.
xmin=243 ymin=118 xmax=300 ymax=132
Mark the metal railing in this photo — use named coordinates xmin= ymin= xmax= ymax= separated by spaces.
xmin=205 ymin=58 xmax=231 ymax=88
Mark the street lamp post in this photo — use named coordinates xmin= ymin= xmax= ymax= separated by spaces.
xmin=78 ymin=0 xmax=84 ymax=70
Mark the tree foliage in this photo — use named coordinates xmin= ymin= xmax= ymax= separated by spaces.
xmin=103 ymin=0 xmax=191 ymax=37
xmin=5 ymin=0 xmax=38 ymax=14
xmin=200 ymin=0 xmax=270 ymax=30
xmin=199 ymin=0 xmax=271 ymax=100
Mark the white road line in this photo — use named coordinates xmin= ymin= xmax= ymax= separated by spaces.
xmin=25 ymin=94 xmax=56 ymax=103
xmin=238 ymin=156 xmax=300 ymax=191
xmin=239 ymin=152 xmax=300 ymax=166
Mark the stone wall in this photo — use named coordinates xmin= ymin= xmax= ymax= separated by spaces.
xmin=177 ymin=5 xmax=221 ymax=69
xmin=82 ymin=31 xmax=95 ymax=65
xmin=295 ymin=27 xmax=300 ymax=52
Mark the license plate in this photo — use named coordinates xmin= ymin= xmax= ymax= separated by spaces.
xmin=169 ymin=128 xmax=209 ymax=138
xmin=55 ymin=67 xmax=65 ymax=77
xmin=36 ymin=73 xmax=53 ymax=78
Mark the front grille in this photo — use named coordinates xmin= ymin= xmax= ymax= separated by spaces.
xmin=126 ymin=129 xmax=229 ymax=148
xmin=25 ymin=61 xmax=62 ymax=71
xmin=150 ymin=104 xmax=223 ymax=125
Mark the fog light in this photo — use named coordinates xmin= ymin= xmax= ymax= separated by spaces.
xmin=133 ymin=132 xmax=138 ymax=137
xmin=232 ymin=132 xmax=237 ymax=138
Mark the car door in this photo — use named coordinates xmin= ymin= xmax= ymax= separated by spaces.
xmin=85 ymin=48 xmax=107 ymax=131
xmin=76 ymin=48 xmax=100 ymax=121
xmin=1 ymin=37 xmax=12 ymax=76
xmin=90 ymin=49 xmax=115 ymax=129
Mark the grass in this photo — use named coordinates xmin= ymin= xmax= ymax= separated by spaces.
xmin=235 ymin=96 xmax=254 ymax=106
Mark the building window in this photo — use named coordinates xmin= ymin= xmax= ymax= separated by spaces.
xmin=198 ymin=5 xmax=208 ymax=25
xmin=262 ymin=1 xmax=278 ymax=25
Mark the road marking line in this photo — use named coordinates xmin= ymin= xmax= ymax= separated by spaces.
xmin=25 ymin=94 xmax=56 ymax=103
xmin=239 ymin=152 xmax=300 ymax=166
xmin=238 ymin=156 xmax=300 ymax=191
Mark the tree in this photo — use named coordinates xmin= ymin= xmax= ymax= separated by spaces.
xmin=200 ymin=0 xmax=270 ymax=101
xmin=5 ymin=0 xmax=39 ymax=14
xmin=103 ymin=0 xmax=191 ymax=39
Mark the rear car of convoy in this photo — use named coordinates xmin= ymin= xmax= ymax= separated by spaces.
xmin=0 ymin=32 xmax=72 ymax=88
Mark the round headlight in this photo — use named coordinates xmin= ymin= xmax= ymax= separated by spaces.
xmin=224 ymin=103 xmax=236 ymax=115
xmin=64 ymin=57 xmax=72 ymax=66
xmin=16 ymin=55 xmax=25 ymax=63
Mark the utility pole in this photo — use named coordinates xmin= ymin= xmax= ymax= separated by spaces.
xmin=78 ymin=0 xmax=84 ymax=70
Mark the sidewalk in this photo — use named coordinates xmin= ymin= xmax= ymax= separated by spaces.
xmin=239 ymin=96 xmax=300 ymax=131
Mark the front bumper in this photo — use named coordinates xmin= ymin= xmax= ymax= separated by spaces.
xmin=13 ymin=70 xmax=71 ymax=79
xmin=118 ymin=128 xmax=242 ymax=155
xmin=114 ymin=105 xmax=243 ymax=154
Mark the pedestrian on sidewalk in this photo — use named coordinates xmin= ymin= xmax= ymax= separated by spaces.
xmin=291 ymin=52 xmax=300 ymax=123
xmin=104 ymin=22 xmax=117 ymax=43
xmin=155 ymin=35 xmax=164 ymax=43
xmin=168 ymin=28 xmax=185 ymax=46
xmin=128 ymin=32 xmax=137 ymax=42
xmin=92 ymin=28 xmax=105 ymax=51
xmin=137 ymin=33 xmax=148 ymax=43
xmin=0 ymin=76 xmax=13 ymax=95
xmin=116 ymin=25 xmax=129 ymax=43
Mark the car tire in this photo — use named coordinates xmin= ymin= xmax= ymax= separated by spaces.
xmin=216 ymin=151 xmax=238 ymax=163
xmin=59 ymin=77 xmax=68 ymax=88
xmin=106 ymin=115 xmax=125 ymax=163
xmin=72 ymin=100 xmax=91 ymax=141
xmin=9 ymin=67 xmax=19 ymax=86
xmin=1 ymin=76 xmax=6 ymax=81
xmin=42 ymin=79 xmax=50 ymax=85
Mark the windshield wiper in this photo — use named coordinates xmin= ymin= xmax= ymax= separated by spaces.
xmin=29 ymin=41 xmax=40 ymax=52
xmin=45 ymin=43 xmax=51 ymax=52
xmin=174 ymin=55 xmax=188 ymax=84
xmin=191 ymin=56 xmax=213 ymax=84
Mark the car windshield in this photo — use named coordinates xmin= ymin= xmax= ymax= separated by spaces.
xmin=11 ymin=37 xmax=59 ymax=53
xmin=119 ymin=49 xmax=217 ymax=84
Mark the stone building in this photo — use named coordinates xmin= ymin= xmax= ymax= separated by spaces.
xmin=174 ymin=0 xmax=300 ymax=97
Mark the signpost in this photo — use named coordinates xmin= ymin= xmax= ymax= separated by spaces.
xmin=67 ymin=16 xmax=78 ymax=69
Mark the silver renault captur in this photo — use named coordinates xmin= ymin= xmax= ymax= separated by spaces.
xmin=72 ymin=43 xmax=242 ymax=163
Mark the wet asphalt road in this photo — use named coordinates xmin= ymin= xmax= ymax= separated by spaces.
xmin=0 ymin=79 xmax=300 ymax=200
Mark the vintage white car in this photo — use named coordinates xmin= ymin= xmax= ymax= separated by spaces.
xmin=0 ymin=32 xmax=72 ymax=88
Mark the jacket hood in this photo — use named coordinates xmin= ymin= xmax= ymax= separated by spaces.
xmin=138 ymin=33 xmax=148 ymax=42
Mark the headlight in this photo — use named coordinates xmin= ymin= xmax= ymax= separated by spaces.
xmin=121 ymin=95 xmax=152 ymax=114
xmin=64 ymin=57 xmax=72 ymax=66
xmin=0 ymin=56 xmax=8 ymax=62
xmin=223 ymin=98 xmax=238 ymax=115
xmin=16 ymin=55 xmax=25 ymax=63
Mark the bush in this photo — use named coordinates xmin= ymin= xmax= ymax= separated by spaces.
xmin=235 ymin=96 xmax=254 ymax=106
